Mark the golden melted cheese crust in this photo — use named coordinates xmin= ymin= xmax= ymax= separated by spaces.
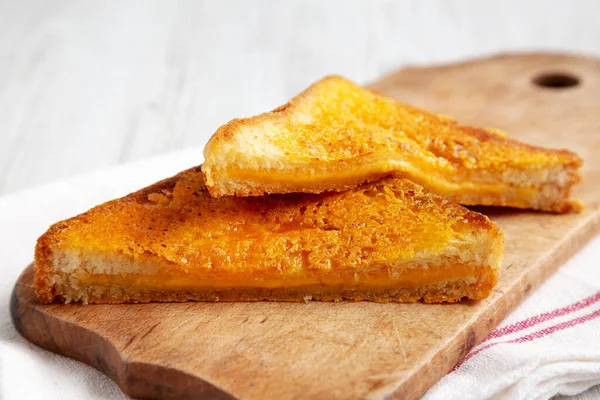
xmin=202 ymin=76 xmax=582 ymax=212
xmin=34 ymin=167 xmax=503 ymax=304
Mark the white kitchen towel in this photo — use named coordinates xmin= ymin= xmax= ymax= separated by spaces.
xmin=1 ymin=148 xmax=599 ymax=400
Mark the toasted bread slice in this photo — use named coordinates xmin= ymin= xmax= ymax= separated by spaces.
xmin=35 ymin=166 xmax=503 ymax=304
xmin=202 ymin=76 xmax=582 ymax=213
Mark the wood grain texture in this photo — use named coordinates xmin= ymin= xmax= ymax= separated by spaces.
xmin=10 ymin=54 xmax=600 ymax=400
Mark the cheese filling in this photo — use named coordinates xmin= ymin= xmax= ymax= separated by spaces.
xmin=223 ymin=161 xmax=536 ymax=199
xmin=77 ymin=264 xmax=495 ymax=290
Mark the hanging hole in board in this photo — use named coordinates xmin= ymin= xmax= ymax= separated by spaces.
xmin=532 ymin=73 xmax=580 ymax=89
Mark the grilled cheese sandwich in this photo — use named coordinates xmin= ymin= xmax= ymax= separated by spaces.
xmin=35 ymin=167 xmax=503 ymax=304
xmin=202 ymin=76 xmax=582 ymax=213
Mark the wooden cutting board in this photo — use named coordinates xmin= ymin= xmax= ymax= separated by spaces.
xmin=11 ymin=53 xmax=600 ymax=400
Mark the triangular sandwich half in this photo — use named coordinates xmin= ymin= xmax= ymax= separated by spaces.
xmin=202 ymin=76 xmax=582 ymax=213
xmin=35 ymin=166 xmax=503 ymax=304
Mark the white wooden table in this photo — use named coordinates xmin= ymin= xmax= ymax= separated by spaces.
xmin=1 ymin=1 xmax=599 ymax=398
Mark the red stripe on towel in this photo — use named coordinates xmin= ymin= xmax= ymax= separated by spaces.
xmin=451 ymin=307 xmax=600 ymax=373
xmin=482 ymin=292 xmax=600 ymax=343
